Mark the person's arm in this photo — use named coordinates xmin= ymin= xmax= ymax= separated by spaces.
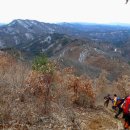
xmin=121 ymin=101 xmax=125 ymax=108
xmin=109 ymin=97 xmax=112 ymax=101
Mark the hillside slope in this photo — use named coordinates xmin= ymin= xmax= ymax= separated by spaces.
xmin=0 ymin=19 xmax=130 ymax=80
xmin=0 ymin=52 xmax=128 ymax=130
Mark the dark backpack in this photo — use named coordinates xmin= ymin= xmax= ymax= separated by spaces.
xmin=116 ymin=98 xmax=124 ymax=107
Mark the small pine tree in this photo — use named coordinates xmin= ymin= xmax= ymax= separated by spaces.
xmin=31 ymin=54 xmax=56 ymax=115
xmin=32 ymin=54 xmax=55 ymax=74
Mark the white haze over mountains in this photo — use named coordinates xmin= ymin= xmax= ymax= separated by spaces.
xmin=0 ymin=0 xmax=130 ymax=24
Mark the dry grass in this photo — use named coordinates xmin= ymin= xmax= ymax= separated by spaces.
xmin=0 ymin=52 xmax=130 ymax=129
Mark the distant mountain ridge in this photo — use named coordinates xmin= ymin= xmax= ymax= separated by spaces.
xmin=0 ymin=19 xmax=130 ymax=61
xmin=0 ymin=19 xmax=59 ymax=47
xmin=0 ymin=23 xmax=5 ymax=26
xmin=0 ymin=19 xmax=130 ymax=80
xmin=0 ymin=19 xmax=130 ymax=47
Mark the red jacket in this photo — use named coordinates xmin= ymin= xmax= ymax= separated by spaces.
xmin=122 ymin=96 xmax=130 ymax=114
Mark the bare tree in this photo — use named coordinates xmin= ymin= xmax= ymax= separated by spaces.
xmin=126 ymin=0 xmax=129 ymax=4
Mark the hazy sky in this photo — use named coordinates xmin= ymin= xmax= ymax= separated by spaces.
xmin=0 ymin=0 xmax=130 ymax=23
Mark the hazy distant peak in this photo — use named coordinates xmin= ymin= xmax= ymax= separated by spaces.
xmin=0 ymin=23 xmax=6 ymax=26
xmin=9 ymin=19 xmax=36 ymax=26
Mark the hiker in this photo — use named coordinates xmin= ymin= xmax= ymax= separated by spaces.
xmin=104 ymin=94 xmax=124 ymax=118
xmin=104 ymin=94 xmax=112 ymax=107
xmin=114 ymin=98 xmax=125 ymax=118
xmin=122 ymin=96 xmax=130 ymax=130
xmin=112 ymin=94 xmax=118 ymax=111
xmin=111 ymin=94 xmax=125 ymax=118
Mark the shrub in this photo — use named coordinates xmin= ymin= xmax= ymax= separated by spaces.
xmin=32 ymin=54 xmax=55 ymax=74
xmin=25 ymin=55 xmax=57 ymax=115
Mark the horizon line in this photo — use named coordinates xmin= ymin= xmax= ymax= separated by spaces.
xmin=0 ymin=19 xmax=130 ymax=26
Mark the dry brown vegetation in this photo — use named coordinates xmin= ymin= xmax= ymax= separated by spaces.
xmin=0 ymin=52 xmax=130 ymax=129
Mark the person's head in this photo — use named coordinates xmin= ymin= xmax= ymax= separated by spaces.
xmin=114 ymin=94 xmax=117 ymax=97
